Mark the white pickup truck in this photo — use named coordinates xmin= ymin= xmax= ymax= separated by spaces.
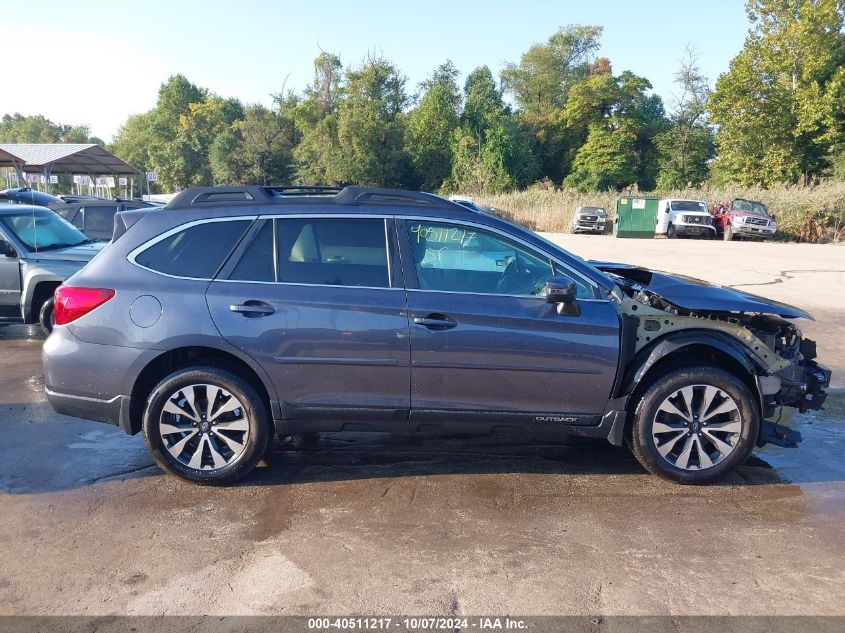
xmin=655 ymin=199 xmax=716 ymax=239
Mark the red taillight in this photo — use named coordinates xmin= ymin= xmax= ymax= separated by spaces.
xmin=53 ymin=286 xmax=115 ymax=326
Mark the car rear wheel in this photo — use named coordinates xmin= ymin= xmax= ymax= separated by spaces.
xmin=38 ymin=297 xmax=55 ymax=335
xmin=143 ymin=366 xmax=271 ymax=484
xmin=628 ymin=365 xmax=759 ymax=484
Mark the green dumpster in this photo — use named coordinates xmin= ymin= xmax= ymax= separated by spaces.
xmin=614 ymin=196 xmax=658 ymax=238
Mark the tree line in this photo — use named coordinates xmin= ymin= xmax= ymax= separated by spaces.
xmin=3 ymin=0 xmax=843 ymax=195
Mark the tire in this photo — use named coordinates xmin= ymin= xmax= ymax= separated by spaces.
xmin=38 ymin=296 xmax=55 ymax=336
xmin=667 ymin=223 xmax=677 ymax=239
xmin=724 ymin=225 xmax=734 ymax=241
xmin=627 ymin=365 xmax=760 ymax=484
xmin=142 ymin=366 xmax=271 ymax=484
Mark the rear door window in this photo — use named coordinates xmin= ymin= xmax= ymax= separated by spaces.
xmin=276 ymin=218 xmax=389 ymax=288
xmin=133 ymin=219 xmax=251 ymax=279
xmin=228 ymin=221 xmax=275 ymax=282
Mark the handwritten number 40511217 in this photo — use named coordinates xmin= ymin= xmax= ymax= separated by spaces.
xmin=411 ymin=224 xmax=476 ymax=246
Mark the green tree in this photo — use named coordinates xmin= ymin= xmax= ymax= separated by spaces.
xmin=0 ymin=113 xmax=97 ymax=144
xmin=446 ymin=66 xmax=538 ymax=193
xmin=655 ymin=50 xmax=715 ymax=189
xmin=501 ymin=25 xmax=602 ymax=116
xmin=501 ymin=25 xmax=603 ymax=182
xmin=709 ymin=0 xmax=845 ymax=185
xmin=564 ymin=122 xmax=636 ymax=191
xmin=333 ymin=56 xmax=410 ymax=187
xmin=211 ymin=94 xmax=300 ymax=185
xmin=170 ymin=96 xmax=244 ymax=187
xmin=404 ymin=61 xmax=461 ymax=191
xmin=147 ymin=75 xmax=209 ymax=189
xmin=111 ymin=111 xmax=156 ymax=173
xmin=293 ymin=53 xmax=344 ymax=184
xmin=563 ymin=62 xmax=665 ymax=190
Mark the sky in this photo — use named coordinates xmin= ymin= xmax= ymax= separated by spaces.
xmin=0 ymin=0 xmax=750 ymax=142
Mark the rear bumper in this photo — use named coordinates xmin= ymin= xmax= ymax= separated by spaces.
xmin=45 ymin=388 xmax=133 ymax=433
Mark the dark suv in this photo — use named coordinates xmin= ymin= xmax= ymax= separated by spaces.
xmin=0 ymin=188 xmax=157 ymax=241
xmin=43 ymin=186 xmax=830 ymax=485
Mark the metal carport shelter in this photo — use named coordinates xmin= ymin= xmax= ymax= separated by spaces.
xmin=0 ymin=143 xmax=142 ymax=192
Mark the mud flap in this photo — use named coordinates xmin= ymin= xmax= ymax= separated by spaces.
xmin=757 ymin=421 xmax=802 ymax=448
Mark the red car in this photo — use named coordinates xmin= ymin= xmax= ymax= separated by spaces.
xmin=711 ymin=199 xmax=777 ymax=241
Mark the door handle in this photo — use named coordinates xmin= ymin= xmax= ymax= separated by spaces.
xmin=413 ymin=313 xmax=458 ymax=329
xmin=229 ymin=300 xmax=276 ymax=317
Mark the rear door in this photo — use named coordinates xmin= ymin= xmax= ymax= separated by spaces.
xmin=398 ymin=217 xmax=619 ymax=425
xmin=206 ymin=215 xmax=410 ymax=422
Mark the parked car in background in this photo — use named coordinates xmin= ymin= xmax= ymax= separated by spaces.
xmin=655 ymin=199 xmax=716 ymax=239
xmin=43 ymin=185 xmax=829 ymax=486
xmin=0 ymin=188 xmax=159 ymax=241
xmin=572 ymin=206 xmax=607 ymax=234
xmin=447 ymin=195 xmax=501 ymax=216
xmin=712 ymin=199 xmax=777 ymax=241
xmin=0 ymin=204 xmax=103 ymax=333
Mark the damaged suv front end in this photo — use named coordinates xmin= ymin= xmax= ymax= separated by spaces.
xmin=596 ymin=262 xmax=830 ymax=449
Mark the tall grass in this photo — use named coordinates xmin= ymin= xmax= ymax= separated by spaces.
xmin=476 ymin=181 xmax=845 ymax=242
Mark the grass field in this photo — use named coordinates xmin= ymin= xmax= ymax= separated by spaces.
xmin=476 ymin=181 xmax=845 ymax=243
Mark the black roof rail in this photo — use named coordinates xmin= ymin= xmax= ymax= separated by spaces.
xmin=267 ymin=185 xmax=343 ymax=196
xmin=165 ymin=185 xmax=462 ymax=211
xmin=334 ymin=187 xmax=456 ymax=209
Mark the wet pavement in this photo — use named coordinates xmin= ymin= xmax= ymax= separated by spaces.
xmin=0 ymin=322 xmax=844 ymax=617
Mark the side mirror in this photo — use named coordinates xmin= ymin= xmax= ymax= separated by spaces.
xmin=0 ymin=239 xmax=16 ymax=258
xmin=546 ymin=276 xmax=580 ymax=316
xmin=546 ymin=276 xmax=577 ymax=303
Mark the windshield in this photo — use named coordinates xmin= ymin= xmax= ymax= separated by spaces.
xmin=732 ymin=199 xmax=769 ymax=215
xmin=1 ymin=212 xmax=91 ymax=251
xmin=580 ymin=207 xmax=607 ymax=216
xmin=670 ymin=200 xmax=706 ymax=212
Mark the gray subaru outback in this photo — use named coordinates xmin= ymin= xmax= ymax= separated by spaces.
xmin=43 ymin=186 xmax=830 ymax=485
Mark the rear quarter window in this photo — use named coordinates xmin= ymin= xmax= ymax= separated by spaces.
xmin=134 ymin=219 xmax=251 ymax=279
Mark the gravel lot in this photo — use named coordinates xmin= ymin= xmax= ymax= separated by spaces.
xmin=0 ymin=236 xmax=843 ymax=621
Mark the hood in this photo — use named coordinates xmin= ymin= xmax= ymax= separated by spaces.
xmin=25 ymin=241 xmax=105 ymax=263
xmin=591 ymin=262 xmax=812 ymax=320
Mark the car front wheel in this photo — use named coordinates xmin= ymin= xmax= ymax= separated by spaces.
xmin=667 ymin=223 xmax=677 ymax=239
xmin=143 ymin=366 xmax=271 ymax=484
xmin=628 ymin=365 xmax=760 ymax=484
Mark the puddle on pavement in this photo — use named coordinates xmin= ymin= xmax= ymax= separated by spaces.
xmin=755 ymin=390 xmax=845 ymax=483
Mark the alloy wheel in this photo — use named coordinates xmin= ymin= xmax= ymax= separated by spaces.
xmin=650 ymin=384 xmax=742 ymax=471
xmin=158 ymin=383 xmax=250 ymax=471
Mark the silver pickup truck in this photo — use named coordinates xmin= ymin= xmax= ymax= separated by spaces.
xmin=0 ymin=204 xmax=103 ymax=333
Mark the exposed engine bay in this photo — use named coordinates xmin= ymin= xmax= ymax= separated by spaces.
xmin=594 ymin=263 xmax=831 ymax=432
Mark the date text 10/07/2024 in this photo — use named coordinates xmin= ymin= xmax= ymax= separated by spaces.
xmin=307 ymin=617 xmax=528 ymax=630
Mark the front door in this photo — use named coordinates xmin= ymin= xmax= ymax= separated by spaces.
xmin=398 ymin=218 xmax=619 ymax=424
xmin=0 ymin=227 xmax=22 ymax=318
xmin=206 ymin=216 xmax=410 ymax=421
